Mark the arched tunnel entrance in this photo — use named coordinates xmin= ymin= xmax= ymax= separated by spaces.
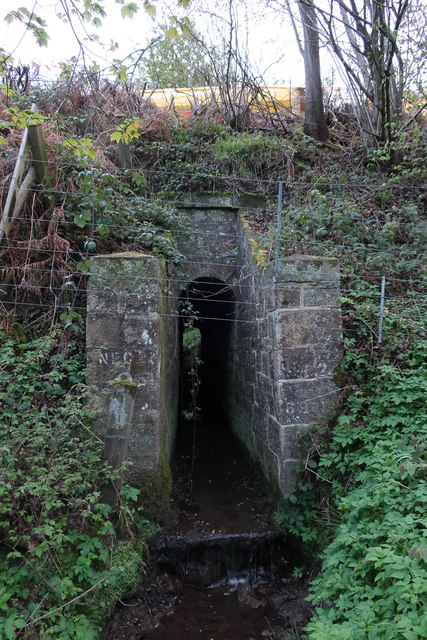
xmin=170 ymin=277 xmax=268 ymax=533
xmin=179 ymin=278 xmax=235 ymax=422
xmin=87 ymin=249 xmax=342 ymax=517
xmin=87 ymin=211 xmax=343 ymax=638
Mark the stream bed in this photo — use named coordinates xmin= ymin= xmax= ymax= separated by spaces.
xmin=101 ymin=419 xmax=313 ymax=639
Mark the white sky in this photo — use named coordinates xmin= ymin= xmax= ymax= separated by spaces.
xmin=0 ymin=0 xmax=336 ymax=86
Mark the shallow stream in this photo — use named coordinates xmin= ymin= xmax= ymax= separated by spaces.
xmin=101 ymin=419 xmax=312 ymax=640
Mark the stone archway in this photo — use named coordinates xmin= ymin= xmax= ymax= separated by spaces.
xmin=87 ymin=198 xmax=343 ymax=515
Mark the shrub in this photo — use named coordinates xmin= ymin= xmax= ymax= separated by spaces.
xmin=306 ymin=340 xmax=427 ymax=639
xmin=0 ymin=328 xmax=145 ymax=639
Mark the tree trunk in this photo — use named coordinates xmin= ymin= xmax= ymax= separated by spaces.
xmin=298 ymin=0 xmax=329 ymax=142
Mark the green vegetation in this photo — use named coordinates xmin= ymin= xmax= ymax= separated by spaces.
xmin=212 ymin=131 xmax=285 ymax=178
xmin=279 ymin=302 xmax=427 ymax=638
xmin=307 ymin=347 xmax=427 ymax=639
xmin=0 ymin=328 xmax=148 ymax=639
xmin=0 ymin=72 xmax=426 ymax=638
xmin=273 ymin=132 xmax=426 ymax=637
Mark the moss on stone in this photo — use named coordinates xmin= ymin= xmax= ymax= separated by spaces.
xmin=135 ymin=451 xmax=172 ymax=523
xmin=118 ymin=379 xmax=138 ymax=393
xmin=88 ymin=539 xmax=145 ymax=627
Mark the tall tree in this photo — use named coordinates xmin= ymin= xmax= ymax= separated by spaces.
xmin=311 ymin=0 xmax=424 ymax=148
xmin=268 ymin=0 xmax=329 ymax=141
xmin=298 ymin=0 xmax=329 ymax=141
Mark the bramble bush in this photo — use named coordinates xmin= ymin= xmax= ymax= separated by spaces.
xmin=0 ymin=327 xmax=146 ymax=639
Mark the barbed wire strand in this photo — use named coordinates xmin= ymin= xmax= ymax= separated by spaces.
xmin=1 ymin=265 xmax=425 ymax=290
xmin=2 ymin=299 xmax=425 ymax=337
xmin=3 ymin=212 xmax=424 ymax=231
xmin=2 ymin=161 xmax=427 ymax=189
xmin=1 ymin=280 xmax=424 ymax=303
xmin=1 ymin=242 xmax=425 ymax=259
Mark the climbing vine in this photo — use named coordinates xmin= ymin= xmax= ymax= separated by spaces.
xmin=179 ymin=299 xmax=203 ymax=495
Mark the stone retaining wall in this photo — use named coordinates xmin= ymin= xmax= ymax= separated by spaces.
xmin=86 ymin=253 xmax=178 ymax=513
xmin=86 ymin=199 xmax=343 ymax=512
xmin=229 ymin=234 xmax=342 ymax=492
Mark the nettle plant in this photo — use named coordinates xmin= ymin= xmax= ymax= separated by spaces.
xmin=0 ymin=327 xmax=144 ymax=639
xmin=306 ymin=336 xmax=427 ymax=640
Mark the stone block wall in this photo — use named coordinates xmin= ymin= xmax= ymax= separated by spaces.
xmin=229 ymin=223 xmax=343 ymax=493
xmin=87 ymin=253 xmax=179 ymax=512
xmin=86 ymin=201 xmax=343 ymax=508
xmin=175 ymin=198 xmax=242 ymax=285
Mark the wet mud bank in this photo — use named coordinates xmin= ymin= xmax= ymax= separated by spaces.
xmin=101 ymin=422 xmax=313 ymax=639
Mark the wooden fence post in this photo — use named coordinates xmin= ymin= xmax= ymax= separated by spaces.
xmin=117 ymin=115 xmax=132 ymax=170
xmin=27 ymin=121 xmax=54 ymax=210
xmin=0 ymin=104 xmax=53 ymax=242
xmin=27 ymin=123 xmax=49 ymax=185
xmin=0 ymin=126 xmax=31 ymax=241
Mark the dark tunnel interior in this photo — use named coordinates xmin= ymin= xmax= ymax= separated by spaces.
xmin=179 ymin=278 xmax=235 ymax=424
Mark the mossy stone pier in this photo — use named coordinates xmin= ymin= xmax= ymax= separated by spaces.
xmin=87 ymin=200 xmax=343 ymax=515
xmin=87 ymin=253 xmax=179 ymax=515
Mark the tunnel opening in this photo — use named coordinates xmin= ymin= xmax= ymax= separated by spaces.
xmin=179 ymin=277 xmax=235 ymax=424
xmin=160 ymin=277 xmax=285 ymax=591
xmin=171 ymin=277 xmax=265 ymax=518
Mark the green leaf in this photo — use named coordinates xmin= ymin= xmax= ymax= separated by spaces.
xmin=166 ymin=26 xmax=179 ymax=41
xmin=96 ymin=223 xmax=110 ymax=236
xmin=143 ymin=1 xmax=156 ymax=17
xmin=75 ymin=259 xmax=93 ymax=273
xmin=120 ymin=3 xmax=138 ymax=18
xmin=74 ymin=213 xmax=90 ymax=228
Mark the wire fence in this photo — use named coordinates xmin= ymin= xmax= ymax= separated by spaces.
xmin=1 ymin=158 xmax=425 ymax=345
xmin=1 ymin=279 xmax=424 ymax=304
xmin=1 ymin=156 xmax=426 ymax=186
xmin=1 ymin=213 xmax=424 ymax=232
xmin=0 ymin=103 xmax=425 ymax=477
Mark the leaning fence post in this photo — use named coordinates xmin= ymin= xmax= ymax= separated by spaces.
xmin=378 ymin=275 xmax=386 ymax=344
xmin=0 ymin=127 xmax=30 ymax=241
xmin=27 ymin=116 xmax=54 ymax=210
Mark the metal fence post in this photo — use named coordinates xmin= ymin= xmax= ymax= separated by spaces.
xmin=274 ymin=181 xmax=283 ymax=275
xmin=378 ymin=275 xmax=386 ymax=344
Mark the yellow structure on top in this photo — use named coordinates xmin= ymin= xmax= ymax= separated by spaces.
xmin=145 ymin=86 xmax=306 ymax=115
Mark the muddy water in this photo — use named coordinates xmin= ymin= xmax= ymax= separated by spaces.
xmin=101 ymin=420 xmax=312 ymax=640
xmin=143 ymin=581 xmax=306 ymax=640
xmin=164 ymin=418 xmax=277 ymax=537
